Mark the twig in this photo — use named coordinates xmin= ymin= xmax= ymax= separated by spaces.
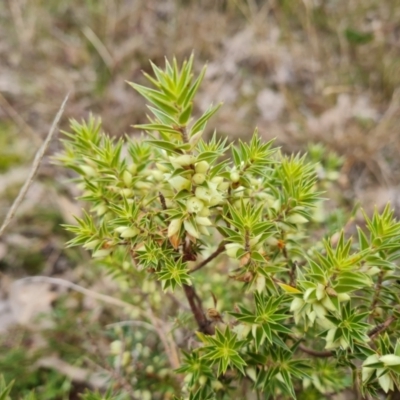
xmin=189 ymin=243 xmax=226 ymax=274
xmin=183 ymin=284 xmax=214 ymax=335
xmin=298 ymin=344 xmax=333 ymax=358
xmin=296 ymin=315 xmax=398 ymax=358
xmin=12 ymin=276 xmax=136 ymax=312
xmin=146 ymin=301 xmax=181 ymax=370
xmin=158 ymin=192 xmax=167 ymax=211
xmin=368 ymin=315 xmax=397 ymax=340
xmin=36 ymin=356 xmax=108 ymax=389
xmin=0 ymin=94 xmax=69 ymax=238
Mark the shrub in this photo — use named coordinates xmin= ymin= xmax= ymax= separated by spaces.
xmin=54 ymin=55 xmax=400 ymax=399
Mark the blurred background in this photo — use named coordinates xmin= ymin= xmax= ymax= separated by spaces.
xmin=0 ymin=0 xmax=399 ymax=398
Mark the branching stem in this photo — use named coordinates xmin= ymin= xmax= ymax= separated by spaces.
xmin=183 ymin=284 xmax=214 ymax=335
xmin=189 ymin=243 xmax=226 ymax=274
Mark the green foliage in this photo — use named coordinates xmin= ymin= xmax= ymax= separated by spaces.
xmin=53 ymin=56 xmax=400 ymax=399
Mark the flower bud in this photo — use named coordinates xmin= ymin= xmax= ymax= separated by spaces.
xmin=120 ymin=227 xmax=140 ymax=238
xmin=119 ymin=188 xmax=133 ymax=197
xmin=83 ymin=239 xmax=101 ymax=250
xmin=156 ymin=163 xmax=169 ymax=172
xmin=183 ymin=220 xmax=199 ymax=238
xmin=80 ymin=165 xmax=97 ymax=177
xmin=170 ymin=155 xmax=197 ymax=167
xmin=198 ymin=375 xmax=208 ymax=386
xmin=195 ymin=161 xmax=209 ymax=174
xmin=337 ymin=293 xmax=351 ymax=302
xmin=230 ymin=171 xmax=240 ymax=183
xmin=211 ymin=177 xmax=223 ymax=184
xmin=152 ymin=170 xmax=164 ymax=182
xmin=195 ymin=216 xmax=212 ymax=226
xmin=198 ymin=225 xmax=210 ymax=236
xmin=169 ymin=176 xmax=191 ymax=192
xmin=218 ymin=182 xmax=230 ymax=191
xmin=122 ymin=351 xmax=131 ymax=366
xmin=168 ymin=219 xmax=182 ymax=237
xmin=286 ymin=213 xmax=309 ymax=224
xmin=189 ymin=130 xmax=203 ymax=147
xmin=198 ymin=207 xmax=211 ymax=217
xmin=92 ymin=249 xmax=112 ymax=258
xmin=135 ymin=181 xmax=152 ymax=190
xmin=110 ymin=340 xmax=122 ymax=355
xmin=192 ymin=173 xmax=206 ymax=185
xmin=123 ymin=170 xmax=133 ymax=186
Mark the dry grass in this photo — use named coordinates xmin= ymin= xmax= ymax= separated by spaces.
xmin=1 ymin=0 xmax=399 ymax=186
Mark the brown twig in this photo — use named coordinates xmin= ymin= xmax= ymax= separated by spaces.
xmin=183 ymin=284 xmax=214 ymax=335
xmin=178 ymin=126 xmax=189 ymax=144
xmin=298 ymin=344 xmax=333 ymax=358
xmin=0 ymin=93 xmax=69 ymax=237
xmin=368 ymin=315 xmax=397 ymax=340
xmin=296 ymin=314 xmax=398 ymax=359
xmin=189 ymin=243 xmax=226 ymax=274
xmin=158 ymin=192 xmax=167 ymax=211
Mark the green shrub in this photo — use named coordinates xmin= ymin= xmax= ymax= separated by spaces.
xmin=54 ymin=55 xmax=400 ymax=399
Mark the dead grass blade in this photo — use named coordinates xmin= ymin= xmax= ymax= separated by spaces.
xmin=0 ymin=94 xmax=69 ymax=238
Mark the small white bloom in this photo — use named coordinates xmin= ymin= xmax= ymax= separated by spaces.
xmin=195 ymin=186 xmax=212 ymax=203
xmin=187 ymin=197 xmax=204 ymax=213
